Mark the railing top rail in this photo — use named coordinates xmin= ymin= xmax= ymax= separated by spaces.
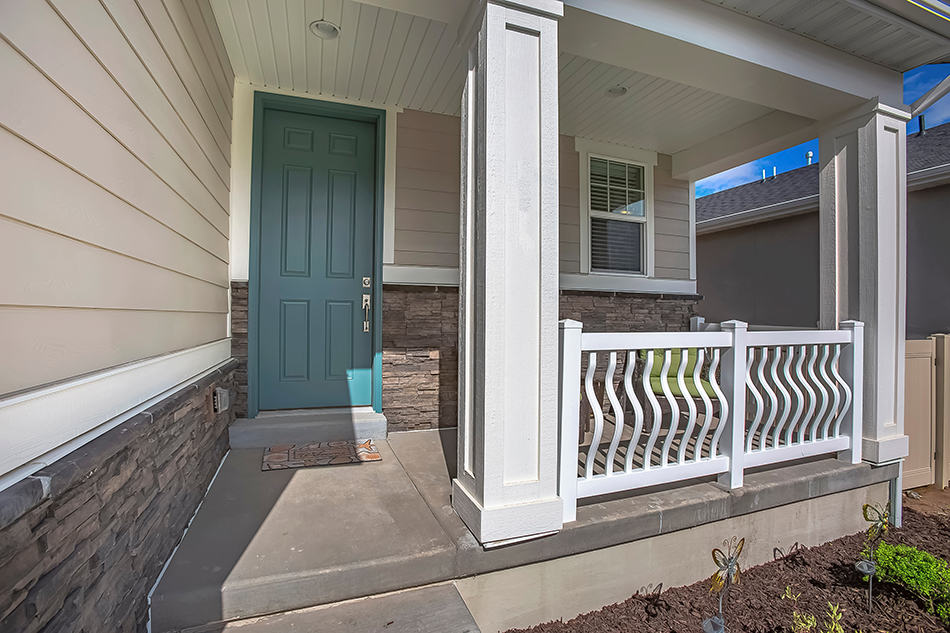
xmin=580 ymin=330 xmax=733 ymax=351
xmin=745 ymin=329 xmax=852 ymax=346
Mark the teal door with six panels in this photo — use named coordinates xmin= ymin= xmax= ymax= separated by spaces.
xmin=258 ymin=108 xmax=376 ymax=410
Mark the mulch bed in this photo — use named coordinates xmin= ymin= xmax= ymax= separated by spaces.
xmin=508 ymin=508 xmax=950 ymax=633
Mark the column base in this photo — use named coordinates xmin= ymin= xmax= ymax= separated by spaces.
xmin=862 ymin=434 xmax=909 ymax=464
xmin=452 ymin=479 xmax=564 ymax=547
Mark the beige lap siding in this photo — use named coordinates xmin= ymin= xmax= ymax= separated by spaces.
xmin=392 ymin=110 xmax=691 ymax=280
xmin=394 ymin=109 xmax=461 ymax=267
xmin=0 ymin=0 xmax=232 ymax=396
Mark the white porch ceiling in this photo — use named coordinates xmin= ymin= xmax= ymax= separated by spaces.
xmin=210 ymin=0 xmax=468 ymax=114
xmin=702 ymin=0 xmax=950 ymax=71
xmin=210 ymin=0 xmax=778 ymax=156
xmin=557 ymin=53 xmax=773 ymax=155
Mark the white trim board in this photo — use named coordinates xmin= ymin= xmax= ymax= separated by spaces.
xmin=383 ymin=264 xmax=459 ymax=286
xmin=382 ymin=264 xmax=697 ymax=295
xmin=575 ymin=137 xmax=658 ymax=277
xmin=0 ymin=339 xmax=231 ymax=492
xmin=229 ymin=80 xmax=402 ymax=279
xmin=560 ymin=273 xmax=697 ymax=295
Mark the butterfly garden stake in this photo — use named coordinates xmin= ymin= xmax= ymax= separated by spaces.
xmin=854 ymin=502 xmax=889 ymax=613
xmin=703 ymin=536 xmax=745 ymax=633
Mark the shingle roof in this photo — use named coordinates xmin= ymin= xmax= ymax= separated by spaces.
xmin=696 ymin=121 xmax=950 ymax=223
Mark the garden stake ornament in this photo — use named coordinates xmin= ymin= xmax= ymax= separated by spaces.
xmin=854 ymin=502 xmax=889 ymax=613
xmin=703 ymin=536 xmax=744 ymax=633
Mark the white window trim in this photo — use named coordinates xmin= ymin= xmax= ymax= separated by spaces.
xmin=576 ymin=137 xmax=658 ymax=278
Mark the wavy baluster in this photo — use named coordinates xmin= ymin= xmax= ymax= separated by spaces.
xmin=787 ymin=346 xmax=806 ymax=444
xmin=658 ymin=349 xmax=681 ymax=467
xmin=830 ymin=344 xmax=853 ymax=437
xmin=818 ymin=344 xmax=840 ymax=439
xmin=771 ymin=346 xmax=793 ymax=447
xmin=693 ymin=349 xmax=715 ymax=461
xmin=642 ymin=350 xmax=663 ymax=470
xmin=583 ymin=352 xmax=603 ymax=478
xmin=623 ymin=351 xmax=644 ymax=472
xmin=708 ymin=348 xmax=729 ymax=457
xmin=604 ymin=352 xmax=625 ymax=475
xmin=676 ymin=349 xmax=698 ymax=463
xmin=757 ymin=347 xmax=779 ymax=450
xmin=807 ymin=345 xmax=829 ymax=441
xmin=799 ymin=345 xmax=818 ymax=442
xmin=745 ymin=348 xmax=764 ymax=452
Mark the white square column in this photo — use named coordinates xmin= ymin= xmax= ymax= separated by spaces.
xmin=453 ymin=0 xmax=564 ymax=546
xmin=818 ymin=100 xmax=910 ymax=465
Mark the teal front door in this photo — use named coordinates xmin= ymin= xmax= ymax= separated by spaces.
xmin=257 ymin=107 xmax=376 ymax=410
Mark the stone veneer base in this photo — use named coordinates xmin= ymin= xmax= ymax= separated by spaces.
xmin=0 ymin=360 xmax=238 ymax=632
xmin=230 ymin=281 xmax=698 ymax=432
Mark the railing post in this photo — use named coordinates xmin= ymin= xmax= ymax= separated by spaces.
xmin=690 ymin=316 xmax=705 ymax=332
xmin=718 ymin=320 xmax=748 ymax=489
xmin=558 ymin=319 xmax=583 ymax=523
xmin=839 ymin=320 xmax=865 ymax=464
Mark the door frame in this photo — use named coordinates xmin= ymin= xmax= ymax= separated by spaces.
xmin=248 ymin=91 xmax=385 ymax=417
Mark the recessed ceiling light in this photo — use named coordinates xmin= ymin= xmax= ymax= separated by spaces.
xmin=606 ymin=85 xmax=628 ymax=97
xmin=309 ymin=19 xmax=340 ymax=40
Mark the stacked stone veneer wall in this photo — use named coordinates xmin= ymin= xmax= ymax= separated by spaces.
xmin=380 ymin=286 xmax=698 ymax=431
xmin=231 ymin=281 xmax=249 ymax=418
xmin=0 ymin=361 xmax=238 ymax=632
xmin=230 ymin=283 xmax=696 ymax=430
xmin=382 ymin=285 xmax=460 ymax=431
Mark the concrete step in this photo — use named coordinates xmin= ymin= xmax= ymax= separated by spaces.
xmin=229 ymin=407 xmax=387 ymax=448
xmin=181 ymin=585 xmax=480 ymax=633
xmin=149 ymin=445 xmax=456 ymax=632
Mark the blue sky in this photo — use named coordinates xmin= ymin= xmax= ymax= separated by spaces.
xmin=696 ymin=64 xmax=950 ymax=197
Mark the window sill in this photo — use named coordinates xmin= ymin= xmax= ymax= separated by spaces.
xmin=560 ymin=273 xmax=697 ymax=295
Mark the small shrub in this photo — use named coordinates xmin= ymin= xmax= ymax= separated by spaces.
xmin=875 ymin=542 xmax=950 ymax=625
xmin=782 ymin=587 xmax=864 ymax=633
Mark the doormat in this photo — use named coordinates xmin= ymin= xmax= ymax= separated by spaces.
xmin=261 ymin=439 xmax=382 ymax=471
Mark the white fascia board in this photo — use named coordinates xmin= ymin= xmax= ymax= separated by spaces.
xmin=696 ymin=195 xmax=819 ymax=235
xmin=672 ymin=110 xmax=817 ymax=181
xmin=349 ymin=0 xmax=468 ymax=24
xmin=908 ymin=162 xmax=950 ymax=191
xmin=695 ymin=163 xmax=950 ymax=234
xmin=0 ymin=339 xmax=231 ymax=492
xmin=559 ymin=1 xmax=902 ymax=120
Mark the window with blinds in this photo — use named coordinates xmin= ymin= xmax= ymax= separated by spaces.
xmin=588 ymin=156 xmax=646 ymax=274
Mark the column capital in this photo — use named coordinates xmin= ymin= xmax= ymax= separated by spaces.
xmin=820 ymin=97 xmax=911 ymax=136
xmin=490 ymin=0 xmax=563 ymax=19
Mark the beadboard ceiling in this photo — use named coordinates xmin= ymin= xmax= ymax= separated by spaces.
xmin=557 ymin=53 xmax=773 ymax=155
xmin=210 ymin=0 xmax=469 ymax=114
xmin=702 ymin=0 xmax=950 ymax=71
xmin=211 ymin=0 xmax=777 ymax=154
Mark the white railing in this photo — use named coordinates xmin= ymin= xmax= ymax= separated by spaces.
xmin=558 ymin=319 xmax=864 ymax=522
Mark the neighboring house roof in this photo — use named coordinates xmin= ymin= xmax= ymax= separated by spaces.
xmin=696 ymin=121 xmax=950 ymax=233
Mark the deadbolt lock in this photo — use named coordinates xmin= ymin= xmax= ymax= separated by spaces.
xmin=362 ymin=276 xmax=371 ymax=288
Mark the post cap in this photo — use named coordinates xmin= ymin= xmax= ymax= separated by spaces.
xmin=559 ymin=319 xmax=583 ymax=329
xmin=720 ymin=319 xmax=748 ymax=330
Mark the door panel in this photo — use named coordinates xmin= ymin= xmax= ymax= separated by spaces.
xmin=258 ymin=108 xmax=376 ymax=410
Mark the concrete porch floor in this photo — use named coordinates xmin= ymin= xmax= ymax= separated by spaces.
xmin=151 ymin=429 xmax=900 ymax=632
